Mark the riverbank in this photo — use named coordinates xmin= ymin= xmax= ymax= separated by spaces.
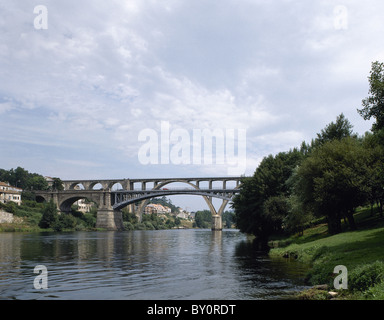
xmin=268 ymin=207 xmax=384 ymax=299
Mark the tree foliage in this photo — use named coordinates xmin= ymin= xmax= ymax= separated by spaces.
xmin=194 ymin=210 xmax=212 ymax=228
xmin=232 ymin=149 xmax=304 ymax=241
xmin=294 ymin=137 xmax=367 ymax=234
xmin=38 ymin=200 xmax=58 ymax=229
xmin=234 ymin=98 xmax=384 ymax=239
xmin=358 ymin=61 xmax=384 ymax=133
xmin=0 ymin=167 xmax=49 ymax=191
xmin=313 ymin=113 xmax=354 ymax=147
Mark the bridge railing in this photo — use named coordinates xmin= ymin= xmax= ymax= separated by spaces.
xmin=111 ymin=188 xmax=240 ymax=192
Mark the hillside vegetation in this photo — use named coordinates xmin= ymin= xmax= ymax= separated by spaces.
xmin=269 ymin=207 xmax=384 ymax=299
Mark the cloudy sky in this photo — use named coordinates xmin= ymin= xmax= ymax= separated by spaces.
xmin=1 ymin=0 xmax=383 ymax=209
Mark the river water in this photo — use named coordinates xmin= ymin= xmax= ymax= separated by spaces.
xmin=0 ymin=229 xmax=310 ymax=300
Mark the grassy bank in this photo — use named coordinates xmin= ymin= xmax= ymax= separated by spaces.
xmin=269 ymin=207 xmax=384 ymax=299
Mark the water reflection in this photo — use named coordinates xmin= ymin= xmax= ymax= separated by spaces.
xmin=0 ymin=230 xmax=310 ymax=300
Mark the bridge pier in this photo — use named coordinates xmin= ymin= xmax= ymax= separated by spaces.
xmin=211 ymin=214 xmax=223 ymax=231
xmin=96 ymin=209 xmax=124 ymax=231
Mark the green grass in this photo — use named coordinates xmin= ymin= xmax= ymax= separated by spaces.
xmin=269 ymin=207 xmax=384 ymax=299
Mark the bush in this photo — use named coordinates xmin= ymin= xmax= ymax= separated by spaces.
xmin=349 ymin=261 xmax=384 ymax=291
xmin=306 ymin=264 xmax=336 ymax=286
xmin=4 ymin=201 xmax=17 ymax=213
xmin=144 ymin=221 xmax=155 ymax=230
xmin=364 ymin=281 xmax=384 ymax=299
xmin=123 ymin=221 xmax=135 ymax=230
xmin=79 ymin=213 xmax=96 ymax=228
xmin=135 ymin=222 xmax=147 ymax=230
xmin=60 ymin=214 xmax=77 ymax=229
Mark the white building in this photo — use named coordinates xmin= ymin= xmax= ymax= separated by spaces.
xmin=144 ymin=203 xmax=171 ymax=215
xmin=0 ymin=182 xmax=22 ymax=206
xmin=176 ymin=208 xmax=190 ymax=220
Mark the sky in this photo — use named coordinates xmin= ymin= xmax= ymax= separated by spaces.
xmin=1 ymin=0 xmax=383 ymax=211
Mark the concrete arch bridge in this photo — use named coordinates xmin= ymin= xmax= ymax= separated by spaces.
xmin=35 ymin=177 xmax=243 ymax=231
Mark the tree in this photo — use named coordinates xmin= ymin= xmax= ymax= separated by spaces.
xmin=262 ymin=195 xmax=289 ymax=235
xmin=54 ymin=214 xmax=77 ymax=231
xmin=358 ymin=61 xmax=384 ymax=133
xmin=233 ymin=149 xmax=304 ymax=241
xmin=28 ymin=175 xmax=49 ymax=191
xmin=284 ymin=194 xmax=314 ymax=236
xmin=294 ymin=137 xmax=367 ymax=234
xmin=314 ymin=113 xmax=354 ymax=146
xmin=51 ymin=178 xmax=64 ymax=191
xmin=0 ymin=167 xmax=49 ymax=191
xmin=174 ymin=217 xmax=181 ymax=226
xmin=222 ymin=210 xmax=235 ymax=228
xmin=194 ymin=210 xmax=212 ymax=228
xmin=362 ymin=132 xmax=384 ymax=216
xmin=39 ymin=200 xmax=58 ymax=229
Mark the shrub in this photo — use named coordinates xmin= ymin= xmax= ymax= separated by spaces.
xmin=144 ymin=221 xmax=155 ymax=230
xmin=364 ymin=281 xmax=384 ymax=300
xmin=80 ymin=213 xmax=96 ymax=228
xmin=306 ymin=263 xmax=335 ymax=286
xmin=123 ymin=221 xmax=135 ymax=230
xmin=4 ymin=201 xmax=17 ymax=213
xmin=59 ymin=214 xmax=77 ymax=229
xmin=52 ymin=214 xmax=77 ymax=231
xmin=349 ymin=261 xmax=384 ymax=291
xmin=135 ymin=222 xmax=147 ymax=230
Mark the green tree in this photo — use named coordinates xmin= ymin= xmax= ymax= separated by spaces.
xmin=233 ymin=149 xmax=304 ymax=240
xmin=222 ymin=210 xmax=235 ymax=228
xmin=362 ymin=132 xmax=384 ymax=216
xmin=39 ymin=200 xmax=58 ymax=229
xmin=194 ymin=210 xmax=212 ymax=228
xmin=295 ymin=137 xmax=367 ymax=234
xmin=174 ymin=217 xmax=181 ymax=226
xmin=54 ymin=214 xmax=77 ymax=231
xmin=313 ymin=113 xmax=354 ymax=147
xmin=284 ymin=194 xmax=314 ymax=236
xmin=28 ymin=175 xmax=49 ymax=191
xmin=0 ymin=167 xmax=49 ymax=191
xmin=358 ymin=61 xmax=384 ymax=133
xmin=122 ymin=208 xmax=138 ymax=224
xmin=263 ymin=195 xmax=289 ymax=233
xmin=51 ymin=178 xmax=64 ymax=191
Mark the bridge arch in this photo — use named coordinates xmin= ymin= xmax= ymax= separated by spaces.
xmin=60 ymin=196 xmax=87 ymax=212
xmin=113 ymin=190 xmax=232 ymax=210
xmin=35 ymin=194 xmax=48 ymax=203
xmin=115 ymin=179 xmax=238 ymax=230
xmin=90 ymin=182 xmax=104 ymax=190
xmin=138 ymin=180 xmax=218 ymax=221
xmin=68 ymin=182 xmax=85 ymax=190
xmin=58 ymin=194 xmax=100 ymax=213
xmin=110 ymin=182 xmax=123 ymax=191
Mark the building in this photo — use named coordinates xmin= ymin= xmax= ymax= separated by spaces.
xmin=74 ymin=199 xmax=94 ymax=213
xmin=0 ymin=182 xmax=23 ymax=206
xmin=176 ymin=208 xmax=190 ymax=220
xmin=144 ymin=203 xmax=172 ymax=215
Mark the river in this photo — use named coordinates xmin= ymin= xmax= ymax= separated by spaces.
xmin=0 ymin=229 xmax=310 ymax=300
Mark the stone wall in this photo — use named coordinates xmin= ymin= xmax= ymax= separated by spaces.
xmin=0 ymin=210 xmax=14 ymax=223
